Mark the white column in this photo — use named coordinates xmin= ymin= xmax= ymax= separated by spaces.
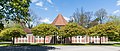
xmin=84 ymin=36 xmax=86 ymax=43
xmin=76 ymin=36 xmax=78 ymax=43
xmin=87 ymin=36 xmax=89 ymax=43
xmin=41 ymin=37 xmax=43 ymax=43
xmin=23 ymin=37 xmax=25 ymax=43
xmin=17 ymin=38 xmax=19 ymax=43
xmin=91 ymin=37 xmax=92 ymax=43
xmin=14 ymin=37 xmax=16 ymax=43
xmin=27 ymin=35 xmax=29 ymax=43
xmin=21 ymin=37 xmax=23 ymax=43
xmin=94 ymin=36 xmax=95 ymax=43
xmin=72 ymin=37 xmax=74 ymax=43
xmin=24 ymin=37 xmax=27 ymax=43
xmin=106 ymin=36 xmax=108 ymax=43
xmin=30 ymin=36 xmax=32 ymax=43
xmin=97 ymin=36 xmax=98 ymax=43
xmin=37 ymin=36 xmax=39 ymax=43
xmin=80 ymin=36 xmax=82 ymax=43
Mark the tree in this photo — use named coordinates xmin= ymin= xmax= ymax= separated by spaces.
xmin=0 ymin=0 xmax=31 ymax=24
xmin=104 ymin=22 xmax=120 ymax=41
xmin=84 ymin=12 xmax=93 ymax=28
xmin=0 ymin=28 xmax=26 ymax=44
xmin=107 ymin=16 xmax=120 ymax=41
xmin=108 ymin=16 xmax=120 ymax=25
xmin=88 ymin=22 xmax=119 ymax=44
xmin=70 ymin=8 xmax=93 ymax=28
xmin=59 ymin=23 xmax=86 ymax=43
xmin=95 ymin=8 xmax=107 ymax=24
xmin=32 ymin=24 xmax=58 ymax=45
xmin=89 ymin=18 xmax=99 ymax=27
xmin=26 ymin=9 xmax=42 ymax=28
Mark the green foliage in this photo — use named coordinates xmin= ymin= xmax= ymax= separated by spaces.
xmin=32 ymin=24 xmax=58 ymax=37
xmin=32 ymin=24 xmax=58 ymax=44
xmin=0 ymin=28 xmax=26 ymax=38
xmin=59 ymin=23 xmax=86 ymax=38
xmin=0 ymin=23 xmax=4 ymax=30
xmin=0 ymin=27 xmax=26 ymax=44
xmin=5 ymin=23 xmax=23 ymax=29
xmin=88 ymin=22 xmax=120 ymax=40
xmin=0 ymin=0 xmax=31 ymax=23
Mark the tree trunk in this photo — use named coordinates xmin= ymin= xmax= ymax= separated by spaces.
xmin=12 ymin=37 xmax=15 ymax=45
xmin=89 ymin=36 xmax=91 ymax=43
xmin=61 ymin=36 xmax=62 ymax=44
xmin=44 ymin=36 xmax=46 ymax=45
xmin=100 ymin=19 xmax=102 ymax=24
xmin=63 ymin=37 xmax=65 ymax=44
xmin=100 ymin=36 xmax=101 ymax=44
xmin=53 ymin=36 xmax=55 ymax=44
xmin=70 ymin=37 xmax=72 ymax=44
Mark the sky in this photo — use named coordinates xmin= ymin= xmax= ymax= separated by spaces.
xmin=30 ymin=0 xmax=120 ymax=24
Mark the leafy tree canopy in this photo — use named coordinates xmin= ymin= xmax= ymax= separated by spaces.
xmin=32 ymin=24 xmax=58 ymax=37
xmin=59 ymin=23 xmax=86 ymax=38
xmin=88 ymin=22 xmax=119 ymax=38
xmin=0 ymin=27 xmax=26 ymax=44
xmin=0 ymin=0 xmax=31 ymax=22
xmin=0 ymin=28 xmax=26 ymax=38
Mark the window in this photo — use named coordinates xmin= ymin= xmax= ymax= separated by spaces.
xmin=56 ymin=26 xmax=61 ymax=29
xmin=82 ymin=36 xmax=84 ymax=38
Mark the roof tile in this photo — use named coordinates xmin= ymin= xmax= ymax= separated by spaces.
xmin=51 ymin=14 xmax=68 ymax=26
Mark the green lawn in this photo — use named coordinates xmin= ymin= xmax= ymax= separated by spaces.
xmin=113 ymin=44 xmax=120 ymax=46
xmin=0 ymin=43 xmax=120 ymax=47
xmin=0 ymin=44 xmax=10 ymax=46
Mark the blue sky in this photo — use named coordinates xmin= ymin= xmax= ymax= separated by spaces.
xmin=30 ymin=0 xmax=120 ymax=24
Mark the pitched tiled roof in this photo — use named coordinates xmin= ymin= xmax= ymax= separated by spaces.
xmin=24 ymin=28 xmax=32 ymax=34
xmin=51 ymin=14 xmax=68 ymax=26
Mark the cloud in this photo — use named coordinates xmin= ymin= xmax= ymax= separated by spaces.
xmin=40 ymin=18 xmax=52 ymax=23
xmin=36 ymin=2 xmax=43 ymax=7
xmin=56 ymin=10 xmax=59 ymax=12
xmin=47 ymin=0 xmax=53 ymax=4
xmin=44 ymin=8 xmax=48 ymax=11
xmin=64 ymin=16 xmax=70 ymax=22
xmin=117 ymin=0 xmax=120 ymax=6
xmin=31 ymin=0 xmax=39 ymax=3
xmin=113 ymin=10 xmax=120 ymax=14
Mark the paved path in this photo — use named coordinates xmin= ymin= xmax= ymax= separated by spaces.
xmin=49 ymin=46 xmax=120 ymax=51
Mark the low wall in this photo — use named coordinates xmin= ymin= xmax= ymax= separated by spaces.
xmin=15 ymin=34 xmax=108 ymax=44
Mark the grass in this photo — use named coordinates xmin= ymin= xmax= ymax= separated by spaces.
xmin=0 ymin=43 xmax=42 ymax=46
xmin=113 ymin=43 xmax=120 ymax=47
xmin=0 ymin=44 xmax=10 ymax=46
xmin=0 ymin=43 xmax=119 ymax=46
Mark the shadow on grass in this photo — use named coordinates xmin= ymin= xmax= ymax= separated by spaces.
xmin=42 ymin=43 xmax=114 ymax=46
xmin=0 ymin=44 xmax=60 ymax=51
xmin=0 ymin=43 xmax=119 ymax=51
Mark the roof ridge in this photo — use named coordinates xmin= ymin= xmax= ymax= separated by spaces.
xmin=52 ymin=15 xmax=59 ymax=24
xmin=51 ymin=14 xmax=68 ymax=26
xmin=61 ymin=15 xmax=67 ymax=25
